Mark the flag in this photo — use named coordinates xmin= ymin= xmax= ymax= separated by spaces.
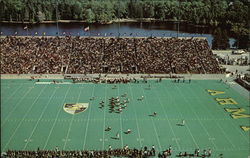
xmin=84 ymin=26 xmax=90 ymax=32
xmin=24 ymin=25 xmax=28 ymax=30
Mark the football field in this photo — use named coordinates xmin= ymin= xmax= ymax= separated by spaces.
xmin=1 ymin=79 xmax=249 ymax=157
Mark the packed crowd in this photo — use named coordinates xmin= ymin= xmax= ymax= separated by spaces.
xmin=0 ymin=36 xmax=223 ymax=74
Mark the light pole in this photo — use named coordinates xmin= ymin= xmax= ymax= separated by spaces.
xmin=26 ymin=26 xmax=28 ymax=36
xmin=55 ymin=0 xmax=59 ymax=36
xmin=118 ymin=0 xmax=120 ymax=38
xmin=150 ymin=1 xmax=153 ymax=37
xmin=177 ymin=0 xmax=180 ymax=38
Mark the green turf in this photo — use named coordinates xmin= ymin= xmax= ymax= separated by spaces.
xmin=1 ymin=79 xmax=249 ymax=157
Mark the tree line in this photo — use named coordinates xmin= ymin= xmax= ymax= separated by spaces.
xmin=0 ymin=0 xmax=249 ymax=48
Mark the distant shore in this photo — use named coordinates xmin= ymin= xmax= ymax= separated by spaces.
xmin=0 ymin=18 xmax=191 ymax=25
xmin=0 ymin=36 xmax=207 ymax=40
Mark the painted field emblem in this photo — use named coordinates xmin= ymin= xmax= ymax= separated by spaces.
xmin=63 ymin=103 xmax=89 ymax=114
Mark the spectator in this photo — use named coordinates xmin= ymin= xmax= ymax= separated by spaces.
xmin=0 ymin=36 xmax=223 ymax=74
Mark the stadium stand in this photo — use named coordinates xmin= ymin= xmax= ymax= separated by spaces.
xmin=0 ymin=36 xmax=223 ymax=74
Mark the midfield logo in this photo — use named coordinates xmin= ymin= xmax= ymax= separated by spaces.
xmin=63 ymin=103 xmax=89 ymax=114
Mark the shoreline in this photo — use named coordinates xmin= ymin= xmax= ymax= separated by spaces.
xmin=0 ymin=36 xmax=207 ymax=40
xmin=0 ymin=18 xmax=208 ymax=27
xmin=0 ymin=18 xmax=178 ymax=24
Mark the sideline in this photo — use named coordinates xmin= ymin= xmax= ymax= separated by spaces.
xmin=1 ymin=74 xmax=226 ymax=80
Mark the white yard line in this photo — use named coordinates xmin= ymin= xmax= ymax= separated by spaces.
xmin=128 ymin=83 xmax=142 ymax=147
xmin=163 ymin=83 xmax=199 ymax=148
xmin=23 ymin=88 xmax=57 ymax=150
xmin=102 ymin=84 xmax=107 ymax=150
xmin=3 ymin=86 xmax=47 ymax=151
xmin=196 ymin=83 xmax=249 ymax=143
xmin=140 ymin=84 xmax=163 ymax=151
xmin=82 ymin=85 xmax=96 ymax=150
xmin=1 ymin=87 xmax=33 ymax=128
xmin=43 ymin=86 xmax=71 ymax=149
xmin=63 ymin=86 xmax=83 ymax=150
xmin=153 ymin=85 xmax=181 ymax=150
xmin=118 ymin=85 xmax=124 ymax=148
xmin=1 ymin=84 xmax=23 ymax=104
xmin=175 ymin=85 xmax=218 ymax=149
xmin=1 ymin=83 xmax=32 ymax=85
xmin=215 ymin=123 xmax=236 ymax=148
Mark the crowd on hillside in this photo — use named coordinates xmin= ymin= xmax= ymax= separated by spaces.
xmin=242 ymin=73 xmax=250 ymax=83
xmin=0 ymin=36 xmax=223 ymax=74
xmin=235 ymin=73 xmax=250 ymax=90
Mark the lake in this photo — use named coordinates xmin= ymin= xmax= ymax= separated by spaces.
xmin=0 ymin=21 xmax=236 ymax=48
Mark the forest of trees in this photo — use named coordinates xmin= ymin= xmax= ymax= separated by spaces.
xmin=0 ymin=0 xmax=249 ymax=48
